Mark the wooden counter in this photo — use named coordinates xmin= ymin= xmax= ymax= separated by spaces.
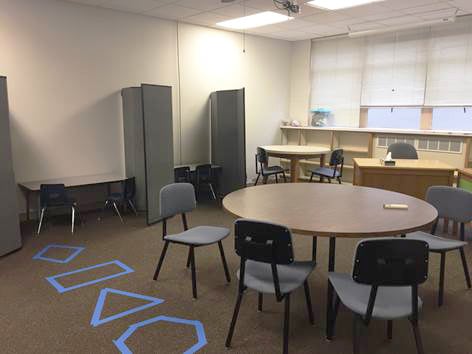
xmin=353 ymin=158 xmax=455 ymax=200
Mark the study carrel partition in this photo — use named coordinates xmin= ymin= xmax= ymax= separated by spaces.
xmin=122 ymin=84 xmax=174 ymax=225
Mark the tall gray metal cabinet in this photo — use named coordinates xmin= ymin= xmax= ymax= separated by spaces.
xmin=122 ymin=84 xmax=174 ymax=225
xmin=0 ymin=76 xmax=22 ymax=256
xmin=210 ymin=88 xmax=246 ymax=195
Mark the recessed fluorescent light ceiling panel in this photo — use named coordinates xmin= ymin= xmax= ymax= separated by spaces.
xmin=216 ymin=11 xmax=293 ymax=29
xmin=307 ymin=0 xmax=384 ymax=10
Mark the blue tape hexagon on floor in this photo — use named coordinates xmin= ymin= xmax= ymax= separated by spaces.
xmin=46 ymin=260 xmax=134 ymax=293
xmin=91 ymin=288 xmax=164 ymax=327
xmin=33 ymin=244 xmax=85 ymax=264
xmin=113 ymin=315 xmax=207 ymax=354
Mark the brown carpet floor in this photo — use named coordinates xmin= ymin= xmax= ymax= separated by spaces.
xmin=1 ymin=202 xmax=471 ymax=354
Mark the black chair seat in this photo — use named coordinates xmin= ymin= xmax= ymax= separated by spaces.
xmin=310 ymin=167 xmax=340 ymax=178
xmin=262 ymin=165 xmax=285 ymax=175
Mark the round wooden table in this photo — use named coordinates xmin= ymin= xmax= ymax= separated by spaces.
xmin=223 ymin=183 xmax=438 ymax=339
xmin=260 ymin=145 xmax=331 ymax=182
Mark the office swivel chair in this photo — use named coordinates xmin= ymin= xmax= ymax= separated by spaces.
xmin=37 ymin=184 xmax=81 ymax=235
xmin=387 ymin=142 xmax=418 ymax=159
xmin=102 ymin=177 xmax=138 ymax=223
xmin=254 ymin=147 xmax=287 ymax=185
xmin=309 ymin=148 xmax=344 ymax=184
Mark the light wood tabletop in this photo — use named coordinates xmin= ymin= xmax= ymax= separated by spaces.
xmin=260 ymin=145 xmax=331 ymax=183
xmin=223 ymin=183 xmax=437 ymax=238
xmin=353 ymin=158 xmax=455 ymax=171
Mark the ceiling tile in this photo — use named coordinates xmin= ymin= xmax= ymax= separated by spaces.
xmin=184 ymin=12 xmax=231 ymax=25
xmin=65 ymin=0 xmax=107 ymax=5
xmin=144 ymin=4 xmax=201 ymax=19
xmin=211 ymin=4 xmax=261 ymax=17
xmin=99 ymin=0 xmax=163 ymax=13
xmin=175 ymin=0 xmax=230 ymax=11
xmin=378 ymin=14 xmax=422 ymax=25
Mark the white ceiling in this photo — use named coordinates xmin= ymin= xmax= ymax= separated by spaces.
xmin=62 ymin=0 xmax=472 ymax=41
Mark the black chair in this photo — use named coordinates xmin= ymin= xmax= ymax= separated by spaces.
xmin=174 ymin=166 xmax=191 ymax=183
xmin=328 ymin=238 xmax=429 ymax=354
xmin=37 ymin=184 xmax=81 ymax=235
xmin=309 ymin=148 xmax=344 ymax=184
xmin=195 ymin=164 xmax=217 ymax=200
xmin=153 ymin=183 xmax=231 ymax=299
xmin=407 ymin=186 xmax=471 ymax=306
xmin=387 ymin=142 xmax=418 ymax=159
xmin=255 ymin=147 xmax=286 ymax=185
xmin=225 ymin=219 xmax=316 ymax=354
xmin=102 ymin=177 xmax=137 ymax=223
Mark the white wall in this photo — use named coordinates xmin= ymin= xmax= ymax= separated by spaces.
xmin=289 ymin=40 xmax=311 ymax=125
xmin=0 ymin=0 xmax=293 ymax=209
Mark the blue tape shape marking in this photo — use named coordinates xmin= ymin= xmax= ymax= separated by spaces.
xmin=113 ymin=315 xmax=207 ymax=354
xmin=91 ymin=288 xmax=164 ymax=327
xmin=46 ymin=260 xmax=134 ymax=293
xmin=33 ymin=244 xmax=85 ymax=264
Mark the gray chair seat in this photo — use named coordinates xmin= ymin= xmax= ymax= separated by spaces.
xmin=407 ymin=231 xmax=467 ymax=251
xmin=262 ymin=165 xmax=285 ymax=175
xmin=164 ymin=225 xmax=230 ymax=245
xmin=310 ymin=167 xmax=340 ymax=178
xmin=329 ymin=272 xmax=422 ymax=320
xmin=237 ymin=260 xmax=315 ymax=294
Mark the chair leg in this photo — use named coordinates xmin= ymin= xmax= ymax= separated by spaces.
xmin=353 ymin=314 xmax=362 ymax=354
xmin=37 ymin=208 xmax=46 ymax=235
xmin=328 ymin=178 xmax=332 ymax=184
xmin=309 ymin=173 xmax=314 ymax=183
xmin=153 ymin=241 xmax=169 ymax=281
xmin=331 ymin=294 xmax=341 ymax=337
xmin=258 ymin=293 xmax=263 ymax=312
xmin=283 ymin=294 xmax=290 ymax=354
xmin=275 ymin=174 xmax=278 ymax=183
xmin=71 ymin=206 xmax=75 ymax=234
xmin=410 ymin=319 xmax=425 ymax=354
xmin=128 ymin=200 xmax=138 ymax=216
xmin=459 ymin=247 xmax=472 ymax=288
xmin=112 ymin=202 xmax=124 ymax=224
xmin=387 ymin=320 xmax=393 ymax=340
xmin=218 ymin=241 xmax=231 ymax=283
xmin=283 ymin=171 xmax=287 ymax=183
xmin=438 ymin=252 xmax=446 ymax=306
xmin=209 ymin=183 xmax=217 ymax=200
xmin=225 ymin=292 xmax=244 ymax=348
xmin=186 ymin=247 xmax=191 ymax=268
xmin=337 ymin=177 xmax=342 ymax=184
xmin=190 ymin=246 xmax=197 ymax=299
xmin=304 ymin=280 xmax=315 ymax=325
xmin=254 ymin=174 xmax=260 ymax=186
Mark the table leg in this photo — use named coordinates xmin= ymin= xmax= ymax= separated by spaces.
xmin=290 ymin=158 xmax=300 ymax=183
xmin=312 ymin=236 xmax=318 ymax=263
xmin=320 ymin=154 xmax=326 ymax=183
xmin=25 ymin=190 xmax=31 ymax=222
xmin=326 ymin=237 xmax=336 ymax=340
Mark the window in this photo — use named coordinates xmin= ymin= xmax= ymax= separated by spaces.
xmin=367 ymin=107 xmax=421 ymax=129
xmin=432 ymin=107 xmax=472 ymax=131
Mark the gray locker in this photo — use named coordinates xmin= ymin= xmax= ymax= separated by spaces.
xmin=122 ymin=84 xmax=174 ymax=225
xmin=210 ymin=88 xmax=246 ymax=195
xmin=0 ymin=76 xmax=22 ymax=256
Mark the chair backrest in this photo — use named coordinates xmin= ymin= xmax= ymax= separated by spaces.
xmin=196 ymin=164 xmax=212 ymax=181
xmin=352 ymin=238 xmax=429 ymax=286
xmin=329 ymin=149 xmax=344 ymax=166
xmin=174 ymin=167 xmax=190 ymax=183
xmin=256 ymin=147 xmax=268 ymax=164
xmin=387 ymin=142 xmax=418 ymax=159
xmin=40 ymin=184 xmax=68 ymax=208
xmin=234 ymin=219 xmax=294 ymax=265
xmin=160 ymin=183 xmax=196 ymax=219
xmin=426 ymin=186 xmax=472 ymax=223
xmin=123 ymin=177 xmax=136 ymax=199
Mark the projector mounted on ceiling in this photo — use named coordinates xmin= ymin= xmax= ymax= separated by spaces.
xmin=273 ymin=0 xmax=300 ymax=15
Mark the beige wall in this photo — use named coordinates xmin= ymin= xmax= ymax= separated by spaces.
xmin=0 ymin=0 xmax=293 ymax=210
xmin=289 ymin=40 xmax=311 ymax=125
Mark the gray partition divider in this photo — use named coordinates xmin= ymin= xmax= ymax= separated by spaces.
xmin=0 ymin=76 xmax=22 ymax=256
xmin=210 ymin=88 xmax=246 ymax=195
xmin=141 ymin=84 xmax=174 ymax=225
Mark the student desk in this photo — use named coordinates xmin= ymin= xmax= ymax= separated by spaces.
xmin=353 ymin=158 xmax=455 ymax=200
xmin=18 ymin=173 xmax=127 ymax=221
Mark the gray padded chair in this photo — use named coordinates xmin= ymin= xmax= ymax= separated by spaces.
xmin=309 ymin=148 xmax=344 ymax=184
xmin=407 ymin=186 xmax=471 ymax=306
xmin=387 ymin=142 xmax=418 ymax=159
xmin=328 ymin=238 xmax=429 ymax=354
xmin=225 ymin=219 xmax=315 ymax=354
xmin=152 ymin=183 xmax=231 ymax=299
